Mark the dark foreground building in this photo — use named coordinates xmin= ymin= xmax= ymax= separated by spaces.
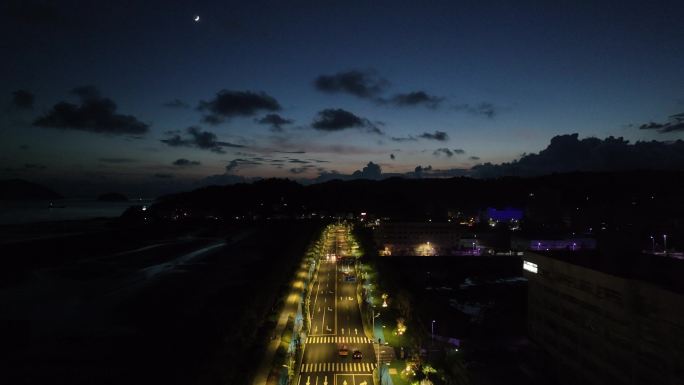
xmin=523 ymin=251 xmax=684 ymax=384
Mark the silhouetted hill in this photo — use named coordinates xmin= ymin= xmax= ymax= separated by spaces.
xmin=0 ymin=179 xmax=63 ymax=200
xmin=153 ymin=170 xmax=684 ymax=223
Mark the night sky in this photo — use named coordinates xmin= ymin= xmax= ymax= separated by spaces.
xmin=2 ymin=1 xmax=684 ymax=196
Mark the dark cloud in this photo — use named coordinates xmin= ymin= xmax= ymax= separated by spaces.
xmin=12 ymin=90 xmax=34 ymax=109
xmin=386 ymin=91 xmax=443 ymax=108
xmin=256 ymin=113 xmax=294 ymax=131
xmin=392 ymin=131 xmax=449 ymax=142
xmin=173 ymin=158 xmax=201 ymax=166
xmin=161 ymin=126 xmax=244 ymax=153
xmin=33 ymin=86 xmax=149 ymax=135
xmin=469 ymin=156 xmax=481 ymax=161
xmin=472 ymin=133 xmax=684 ymax=178
xmin=153 ymin=173 xmax=174 ymax=179
xmin=453 ymin=148 xmax=465 ymax=154
xmin=390 ymin=153 xmax=396 ymax=160
xmin=419 ymin=131 xmax=449 ymax=141
xmin=226 ymin=158 xmax=262 ymax=172
xmin=314 ymin=69 xmax=388 ymax=99
xmin=638 ymin=112 xmax=684 ymax=133
xmin=198 ymin=90 xmax=281 ymax=124
xmin=289 ymin=167 xmax=310 ymax=174
xmin=351 ymin=161 xmax=382 ymax=179
xmin=312 ymin=108 xmax=364 ymax=130
xmin=312 ymin=108 xmax=383 ymax=134
xmin=314 ymin=161 xmax=384 ymax=183
xmin=414 ymin=165 xmax=433 ymax=175
xmin=289 ymin=159 xmax=309 ymax=164
xmin=163 ymin=99 xmax=190 ymax=109
xmin=433 ymin=148 xmax=454 ymax=157
xmin=454 ymin=102 xmax=498 ymax=118
xmin=98 ymin=158 xmax=137 ymax=163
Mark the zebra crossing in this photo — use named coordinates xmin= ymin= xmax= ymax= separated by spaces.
xmin=306 ymin=336 xmax=373 ymax=344
xmin=300 ymin=362 xmax=377 ymax=373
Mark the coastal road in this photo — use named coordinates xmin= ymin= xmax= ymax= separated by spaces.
xmin=296 ymin=226 xmax=376 ymax=385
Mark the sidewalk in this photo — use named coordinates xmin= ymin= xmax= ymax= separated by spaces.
xmin=252 ymin=261 xmax=310 ymax=385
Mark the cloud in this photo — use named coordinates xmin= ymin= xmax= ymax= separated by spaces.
xmin=311 ymin=108 xmax=383 ymax=134
xmin=225 ymin=158 xmax=262 ymax=172
xmin=153 ymin=173 xmax=174 ymax=179
xmin=161 ymin=126 xmax=244 ymax=153
xmin=98 ymin=158 xmax=137 ymax=163
xmin=198 ymin=90 xmax=281 ymax=124
xmin=33 ymin=86 xmax=149 ymax=135
xmin=469 ymin=156 xmax=481 ymax=161
xmin=24 ymin=163 xmax=46 ymax=170
xmin=638 ymin=112 xmax=684 ymax=133
xmin=391 ymin=131 xmax=449 ymax=142
xmin=163 ymin=99 xmax=190 ymax=109
xmin=419 ymin=131 xmax=449 ymax=141
xmin=472 ymin=133 xmax=684 ymax=178
xmin=290 ymin=166 xmax=313 ymax=174
xmin=454 ymin=102 xmax=497 ymax=118
xmin=256 ymin=113 xmax=294 ymax=131
xmin=433 ymin=148 xmax=454 ymax=157
xmin=414 ymin=165 xmax=432 ymax=175
xmin=289 ymin=159 xmax=309 ymax=164
xmin=391 ymin=136 xmax=418 ymax=142
xmin=390 ymin=153 xmax=396 ymax=160
xmin=173 ymin=158 xmax=201 ymax=166
xmin=351 ymin=161 xmax=382 ymax=179
xmin=12 ymin=90 xmax=34 ymax=109
xmin=314 ymin=69 xmax=388 ymax=99
xmin=386 ymin=91 xmax=443 ymax=108
xmin=312 ymin=161 xmax=385 ymax=183
xmin=453 ymin=148 xmax=465 ymax=154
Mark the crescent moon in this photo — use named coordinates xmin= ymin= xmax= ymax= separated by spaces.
xmin=194 ymin=15 xmax=200 ymax=22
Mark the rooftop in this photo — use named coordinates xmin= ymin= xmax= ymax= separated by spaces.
xmin=527 ymin=249 xmax=684 ymax=295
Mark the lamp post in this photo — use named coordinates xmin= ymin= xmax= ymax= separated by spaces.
xmin=650 ymin=236 xmax=655 ymax=253
xmin=664 ymin=234 xmax=667 ymax=254
xmin=431 ymin=320 xmax=435 ymax=341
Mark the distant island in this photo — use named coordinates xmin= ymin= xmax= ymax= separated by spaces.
xmin=97 ymin=192 xmax=128 ymax=202
xmin=0 ymin=179 xmax=63 ymax=200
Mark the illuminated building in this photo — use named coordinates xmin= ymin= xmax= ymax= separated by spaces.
xmin=523 ymin=251 xmax=684 ymax=384
xmin=374 ymin=222 xmax=462 ymax=256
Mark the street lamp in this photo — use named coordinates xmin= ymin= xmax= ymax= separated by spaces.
xmin=664 ymin=234 xmax=668 ymax=254
xmin=650 ymin=235 xmax=655 ymax=253
xmin=431 ymin=320 xmax=435 ymax=341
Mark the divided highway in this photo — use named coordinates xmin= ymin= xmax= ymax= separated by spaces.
xmin=296 ymin=226 xmax=376 ymax=385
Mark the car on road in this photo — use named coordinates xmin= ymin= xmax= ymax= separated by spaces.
xmin=338 ymin=346 xmax=349 ymax=357
xmin=352 ymin=350 xmax=363 ymax=359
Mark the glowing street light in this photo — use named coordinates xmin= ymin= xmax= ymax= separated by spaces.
xmin=664 ymin=234 xmax=668 ymax=254
xmin=431 ymin=319 xmax=436 ymax=340
xmin=381 ymin=293 xmax=388 ymax=308
xmin=650 ymin=235 xmax=655 ymax=253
